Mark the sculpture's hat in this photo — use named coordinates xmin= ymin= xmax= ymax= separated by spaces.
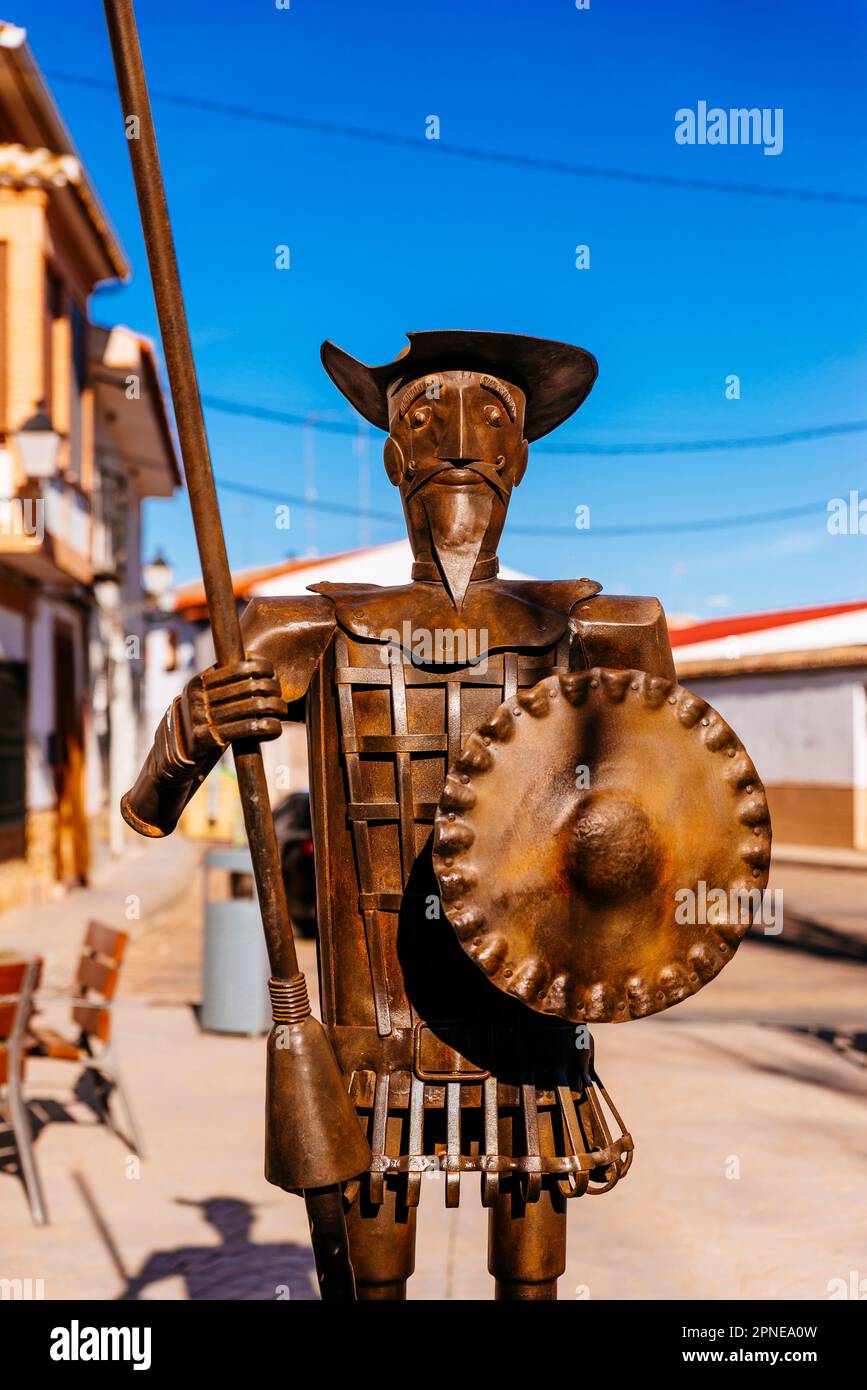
xmin=320 ymin=330 xmax=598 ymax=442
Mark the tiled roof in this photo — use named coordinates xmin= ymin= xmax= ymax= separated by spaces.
xmin=0 ymin=23 xmax=128 ymax=280
xmin=174 ymin=541 xmax=529 ymax=619
xmin=0 ymin=141 xmax=81 ymax=187
xmin=174 ymin=551 xmax=366 ymax=618
xmin=672 ymin=598 xmax=867 ymax=676
xmin=669 ymin=599 xmax=867 ymax=647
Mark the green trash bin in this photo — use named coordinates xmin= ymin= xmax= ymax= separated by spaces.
xmin=202 ymin=847 xmax=270 ymax=1035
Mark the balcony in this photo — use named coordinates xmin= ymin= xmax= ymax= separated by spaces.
xmin=0 ymin=474 xmax=92 ymax=586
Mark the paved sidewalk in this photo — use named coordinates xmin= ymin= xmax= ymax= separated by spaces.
xmin=772 ymin=843 xmax=867 ymax=872
xmin=1 ymin=984 xmax=865 ymax=1301
xmin=770 ymin=860 xmax=867 ymax=952
xmin=1 ymin=835 xmax=865 ymax=1301
xmin=0 ymin=830 xmax=203 ymax=990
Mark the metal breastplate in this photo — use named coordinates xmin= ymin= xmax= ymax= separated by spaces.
xmin=333 ymin=630 xmax=563 ymax=1033
xmin=323 ymin=627 xmax=632 ymax=1209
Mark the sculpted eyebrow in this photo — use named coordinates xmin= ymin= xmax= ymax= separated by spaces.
xmin=398 ymin=375 xmax=444 ymax=418
xmin=480 ymin=374 xmax=516 ymax=420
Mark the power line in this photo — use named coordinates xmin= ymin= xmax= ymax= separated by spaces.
xmin=216 ymin=476 xmax=398 ymax=524
xmin=49 ymin=70 xmax=867 ymax=208
xmin=201 ymin=392 xmax=867 ymax=457
xmin=100 ymin=444 xmax=844 ymax=536
xmin=541 ymin=420 xmax=867 ymax=456
xmin=213 ymin=474 xmax=839 ymax=537
xmin=203 ymin=395 xmax=357 ymax=436
xmin=510 ymin=500 xmax=832 ymax=536
xmin=96 ymin=374 xmax=867 ymax=456
xmin=95 ymin=359 xmax=867 ymax=457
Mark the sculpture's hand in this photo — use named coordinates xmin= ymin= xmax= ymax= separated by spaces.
xmin=178 ymin=658 xmax=288 ymax=757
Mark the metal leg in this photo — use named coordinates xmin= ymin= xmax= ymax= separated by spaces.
xmin=84 ymin=1042 xmax=146 ymax=1159
xmin=487 ymin=1100 xmax=566 ymax=1300
xmin=346 ymin=1185 xmax=417 ymax=1300
xmin=104 ymin=1052 xmax=146 ymax=1159
xmin=487 ymin=1183 xmax=567 ymax=1300
xmin=6 ymin=1064 xmax=48 ymax=1226
xmin=346 ymin=1110 xmax=416 ymax=1300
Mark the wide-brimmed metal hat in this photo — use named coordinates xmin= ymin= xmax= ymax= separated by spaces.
xmin=320 ymin=330 xmax=598 ymax=442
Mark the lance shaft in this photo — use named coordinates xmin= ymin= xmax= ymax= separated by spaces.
xmin=102 ymin=0 xmax=296 ymax=985
xmin=103 ymin=4 xmax=369 ymax=1301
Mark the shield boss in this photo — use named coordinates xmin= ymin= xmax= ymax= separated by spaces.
xmin=432 ymin=668 xmax=771 ymax=1023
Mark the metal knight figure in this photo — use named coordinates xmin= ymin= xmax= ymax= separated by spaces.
xmin=121 ymin=331 xmax=771 ymax=1300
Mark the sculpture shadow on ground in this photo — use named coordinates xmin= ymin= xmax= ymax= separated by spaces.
xmin=750 ymin=909 xmax=867 ymax=963
xmin=118 ymin=1196 xmax=318 ymax=1302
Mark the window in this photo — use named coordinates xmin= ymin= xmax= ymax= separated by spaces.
xmin=44 ymin=268 xmax=63 ymax=420
xmin=0 ymin=662 xmax=27 ymax=862
xmin=68 ymin=300 xmax=87 ymax=481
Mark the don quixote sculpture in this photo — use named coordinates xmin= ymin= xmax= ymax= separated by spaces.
xmin=105 ymin=0 xmax=771 ymax=1301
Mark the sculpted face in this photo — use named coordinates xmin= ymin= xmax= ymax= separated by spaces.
xmin=384 ymin=369 xmax=529 ymax=608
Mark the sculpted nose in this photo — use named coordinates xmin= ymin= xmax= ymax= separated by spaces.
xmin=437 ymin=400 xmax=481 ymax=464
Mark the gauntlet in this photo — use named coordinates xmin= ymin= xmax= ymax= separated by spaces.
xmin=121 ymin=657 xmax=287 ymax=836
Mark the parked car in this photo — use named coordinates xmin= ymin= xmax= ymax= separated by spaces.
xmin=272 ymin=792 xmax=317 ymax=938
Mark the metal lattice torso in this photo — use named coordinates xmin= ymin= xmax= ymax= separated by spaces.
xmin=304 ymin=620 xmax=632 ymax=1209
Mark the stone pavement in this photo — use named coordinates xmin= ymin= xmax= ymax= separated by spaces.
xmin=771 ymin=861 xmax=867 ymax=951
xmin=0 ymin=828 xmax=202 ymax=992
xmin=0 ymin=844 xmax=865 ymax=1301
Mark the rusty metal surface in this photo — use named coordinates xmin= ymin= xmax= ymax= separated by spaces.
xmin=118 ymin=316 xmax=770 ymax=1296
xmin=102 ymin=0 xmax=295 ymax=981
xmin=433 ymin=667 xmax=771 ymax=1023
xmin=321 ymin=330 xmax=598 ymax=441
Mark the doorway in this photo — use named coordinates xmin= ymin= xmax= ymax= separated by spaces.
xmin=53 ymin=623 xmax=89 ymax=884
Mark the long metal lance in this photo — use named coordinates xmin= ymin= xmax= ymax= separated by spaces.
xmin=102 ymin=0 xmax=362 ymax=1301
xmin=102 ymin=0 xmax=297 ymax=985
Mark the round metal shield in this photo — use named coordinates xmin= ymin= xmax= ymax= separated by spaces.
xmin=432 ymin=668 xmax=771 ymax=1023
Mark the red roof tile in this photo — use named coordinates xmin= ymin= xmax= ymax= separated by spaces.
xmin=670 ymin=599 xmax=867 ymax=648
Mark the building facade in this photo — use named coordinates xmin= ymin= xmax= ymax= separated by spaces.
xmin=673 ymin=600 xmax=867 ymax=852
xmin=0 ymin=24 xmax=178 ymax=910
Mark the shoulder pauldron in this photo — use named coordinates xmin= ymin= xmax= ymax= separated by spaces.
xmin=241 ymin=593 xmax=337 ymax=709
xmin=568 ymin=593 xmax=676 ymax=681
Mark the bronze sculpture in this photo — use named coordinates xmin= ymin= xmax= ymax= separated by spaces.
xmin=105 ymin=0 xmax=770 ymax=1304
xmin=122 ymin=331 xmax=770 ymax=1299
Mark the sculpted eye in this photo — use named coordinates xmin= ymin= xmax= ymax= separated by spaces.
xmin=483 ymin=404 xmax=503 ymax=427
xmin=410 ymin=406 xmax=431 ymax=429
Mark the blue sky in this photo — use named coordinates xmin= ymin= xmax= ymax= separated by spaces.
xmin=17 ymin=0 xmax=867 ymax=616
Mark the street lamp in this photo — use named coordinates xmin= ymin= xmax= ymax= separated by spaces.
xmin=143 ymin=550 xmax=174 ymax=610
xmin=13 ymin=403 xmax=62 ymax=479
xmin=93 ymin=576 xmax=121 ymax=612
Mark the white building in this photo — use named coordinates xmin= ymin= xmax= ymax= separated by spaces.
xmin=162 ymin=552 xmax=867 ymax=854
xmin=673 ymin=600 xmax=867 ymax=851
